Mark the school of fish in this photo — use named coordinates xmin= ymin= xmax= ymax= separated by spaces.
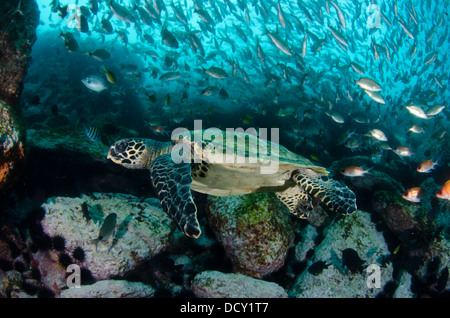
xmin=31 ymin=0 xmax=449 ymax=204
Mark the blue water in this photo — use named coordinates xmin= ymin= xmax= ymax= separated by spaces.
xmin=26 ymin=0 xmax=450 ymax=148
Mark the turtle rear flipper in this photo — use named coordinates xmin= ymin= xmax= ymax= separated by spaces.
xmin=150 ymin=153 xmax=201 ymax=238
xmin=292 ymin=172 xmax=357 ymax=215
xmin=275 ymin=186 xmax=313 ymax=219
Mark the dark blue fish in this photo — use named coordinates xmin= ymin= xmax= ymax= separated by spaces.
xmin=342 ymin=248 xmax=366 ymax=274
xmin=308 ymin=261 xmax=331 ymax=276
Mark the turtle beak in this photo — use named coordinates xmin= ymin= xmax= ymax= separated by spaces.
xmin=107 ymin=146 xmax=123 ymax=165
xmin=106 ymin=146 xmax=114 ymax=160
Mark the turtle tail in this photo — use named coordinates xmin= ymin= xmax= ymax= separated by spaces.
xmin=292 ymin=172 xmax=357 ymax=215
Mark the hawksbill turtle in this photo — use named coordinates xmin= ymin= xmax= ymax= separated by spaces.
xmin=107 ymin=129 xmax=357 ymax=238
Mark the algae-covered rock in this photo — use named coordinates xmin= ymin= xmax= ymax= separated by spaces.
xmin=0 ymin=0 xmax=39 ymax=104
xmin=34 ymin=193 xmax=173 ymax=295
xmin=372 ymin=191 xmax=421 ymax=234
xmin=26 ymin=126 xmax=109 ymax=160
xmin=206 ymin=192 xmax=294 ymax=278
xmin=0 ymin=0 xmax=39 ymax=191
xmin=0 ymin=92 xmax=25 ymax=190
xmin=191 ymin=270 xmax=288 ymax=298
xmin=290 ymin=211 xmax=393 ymax=298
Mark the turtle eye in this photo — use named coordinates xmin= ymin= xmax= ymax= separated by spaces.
xmin=115 ymin=141 xmax=127 ymax=153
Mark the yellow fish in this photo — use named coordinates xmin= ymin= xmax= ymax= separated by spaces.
xmin=310 ymin=154 xmax=321 ymax=162
xmin=103 ymin=66 xmax=116 ymax=84
xmin=164 ymin=93 xmax=170 ymax=105
xmin=240 ymin=113 xmax=254 ymax=124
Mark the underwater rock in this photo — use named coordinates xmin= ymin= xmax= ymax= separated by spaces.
xmin=393 ymin=271 xmax=414 ymax=298
xmin=26 ymin=126 xmax=109 ymax=160
xmin=206 ymin=192 xmax=294 ymax=278
xmin=59 ymin=280 xmax=155 ymax=298
xmin=0 ymin=100 xmax=25 ymax=191
xmin=0 ymin=270 xmax=24 ymax=298
xmin=0 ymin=0 xmax=39 ymax=191
xmin=372 ymin=191 xmax=421 ymax=234
xmin=0 ymin=0 xmax=39 ymax=104
xmin=421 ymin=237 xmax=450 ymax=293
xmin=191 ymin=270 xmax=288 ymax=298
xmin=33 ymin=193 xmax=173 ymax=295
xmin=294 ymin=225 xmax=318 ymax=262
xmin=289 ymin=211 xmax=393 ymax=298
xmin=24 ymin=125 xmax=153 ymax=198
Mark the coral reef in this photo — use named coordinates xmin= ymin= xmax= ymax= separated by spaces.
xmin=0 ymin=188 xmax=448 ymax=297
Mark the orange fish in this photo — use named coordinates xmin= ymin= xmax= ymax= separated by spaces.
xmin=150 ymin=125 xmax=169 ymax=136
xmin=340 ymin=166 xmax=372 ymax=177
xmin=436 ymin=180 xmax=450 ymax=200
xmin=402 ymin=187 xmax=426 ymax=203
xmin=417 ymin=159 xmax=439 ymax=173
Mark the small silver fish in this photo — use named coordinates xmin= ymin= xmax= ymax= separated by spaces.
xmin=81 ymin=75 xmax=107 ymax=92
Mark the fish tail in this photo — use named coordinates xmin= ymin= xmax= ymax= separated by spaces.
xmin=90 ymin=238 xmax=100 ymax=251
xmin=435 ymin=154 xmax=445 ymax=166
xmin=365 ymin=166 xmax=375 ymax=174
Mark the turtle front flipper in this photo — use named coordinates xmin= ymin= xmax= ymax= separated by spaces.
xmin=292 ymin=172 xmax=357 ymax=215
xmin=275 ymin=186 xmax=313 ymax=219
xmin=150 ymin=153 xmax=201 ymax=238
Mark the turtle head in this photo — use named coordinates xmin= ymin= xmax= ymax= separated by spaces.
xmin=107 ymin=138 xmax=151 ymax=169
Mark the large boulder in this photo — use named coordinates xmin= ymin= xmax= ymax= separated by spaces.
xmin=191 ymin=270 xmax=288 ymax=298
xmin=290 ymin=211 xmax=393 ymax=297
xmin=206 ymin=192 xmax=294 ymax=278
xmin=372 ymin=191 xmax=422 ymax=234
xmin=31 ymin=193 xmax=174 ymax=296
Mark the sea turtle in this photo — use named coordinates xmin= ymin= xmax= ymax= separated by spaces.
xmin=107 ymin=129 xmax=357 ymax=238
